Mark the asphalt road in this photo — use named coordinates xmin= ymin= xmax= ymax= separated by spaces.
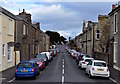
xmin=9 ymin=45 xmax=115 ymax=84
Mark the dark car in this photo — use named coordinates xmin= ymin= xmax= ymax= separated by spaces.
xmin=76 ymin=54 xmax=86 ymax=65
xmin=36 ymin=53 xmax=48 ymax=66
xmin=31 ymin=58 xmax=45 ymax=71
xmin=15 ymin=61 xmax=39 ymax=79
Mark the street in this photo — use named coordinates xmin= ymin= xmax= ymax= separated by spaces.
xmin=9 ymin=45 xmax=115 ymax=84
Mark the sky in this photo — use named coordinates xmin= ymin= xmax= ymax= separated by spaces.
xmin=0 ymin=0 xmax=117 ymax=40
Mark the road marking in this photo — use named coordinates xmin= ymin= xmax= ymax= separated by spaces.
xmin=62 ymin=69 xmax=64 ymax=74
xmin=8 ymin=77 xmax=15 ymax=83
xmin=63 ymin=61 xmax=64 ymax=64
xmin=109 ymin=77 xmax=117 ymax=84
xmin=62 ymin=75 xmax=64 ymax=84
xmin=63 ymin=65 xmax=64 ymax=68
xmin=63 ymin=59 xmax=64 ymax=62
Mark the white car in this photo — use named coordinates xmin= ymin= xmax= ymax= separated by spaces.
xmin=41 ymin=52 xmax=51 ymax=61
xmin=79 ymin=57 xmax=94 ymax=69
xmin=85 ymin=60 xmax=110 ymax=78
xmin=70 ymin=50 xmax=76 ymax=57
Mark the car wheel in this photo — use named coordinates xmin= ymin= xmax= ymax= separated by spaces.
xmin=33 ymin=75 xmax=36 ymax=80
xmin=37 ymin=71 xmax=40 ymax=75
xmin=15 ymin=77 xmax=19 ymax=80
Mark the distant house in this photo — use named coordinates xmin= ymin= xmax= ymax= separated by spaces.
xmin=75 ymin=15 xmax=109 ymax=57
xmin=109 ymin=4 xmax=120 ymax=71
xmin=0 ymin=6 xmax=16 ymax=71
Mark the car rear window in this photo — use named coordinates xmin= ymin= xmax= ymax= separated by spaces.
xmin=37 ymin=54 xmax=46 ymax=58
xmin=94 ymin=62 xmax=106 ymax=67
xmin=85 ymin=59 xmax=92 ymax=62
xmin=18 ymin=62 xmax=32 ymax=68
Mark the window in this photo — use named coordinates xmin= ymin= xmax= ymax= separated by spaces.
xmin=114 ymin=13 xmax=118 ymax=34
xmin=8 ymin=45 xmax=12 ymax=62
xmin=114 ymin=42 xmax=117 ymax=63
xmin=0 ymin=44 xmax=1 ymax=64
xmin=23 ymin=24 xmax=26 ymax=35
xmin=96 ymin=30 xmax=100 ymax=40
xmin=8 ymin=18 xmax=13 ymax=35
xmin=27 ymin=26 xmax=28 ymax=35
xmin=2 ymin=44 xmax=5 ymax=56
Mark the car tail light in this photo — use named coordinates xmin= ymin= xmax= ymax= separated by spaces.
xmin=16 ymin=68 xmax=18 ymax=72
xmin=31 ymin=68 xmax=34 ymax=72
xmin=82 ymin=62 xmax=85 ymax=64
xmin=107 ymin=69 xmax=109 ymax=72
xmin=92 ymin=67 xmax=94 ymax=71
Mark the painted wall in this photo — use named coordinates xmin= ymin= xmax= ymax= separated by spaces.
xmin=0 ymin=12 xmax=15 ymax=72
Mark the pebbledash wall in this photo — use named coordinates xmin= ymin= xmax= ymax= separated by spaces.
xmin=0 ymin=7 xmax=16 ymax=72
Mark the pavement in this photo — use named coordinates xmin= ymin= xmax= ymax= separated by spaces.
xmin=109 ymin=67 xmax=120 ymax=84
xmin=6 ymin=44 xmax=116 ymax=84
xmin=0 ymin=66 xmax=16 ymax=84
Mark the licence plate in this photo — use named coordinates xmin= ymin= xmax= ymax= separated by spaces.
xmin=21 ymin=70 xmax=28 ymax=72
xmin=97 ymin=69 xmax=104 ymax=71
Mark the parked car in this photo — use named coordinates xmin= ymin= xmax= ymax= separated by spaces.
xmin=31 ymin=58 xmax=45 ymax=71
xmin=70 ymin=50 xmax=76 ymax=57
xmin=85 ymin=60 xmax=110 ymax=78
xmin=73 ymin=52 xmax=80 ymax=60
xmin=36 ymin=53 xmax=48 ymax=66
xmin=49 ymin=49 xmax=57 ymax=57
xmin=15 ymin=61 xmax=39 ymax=79
xmin=76 ymin=54 xmax=85 ymax=65
xmin=41 ymin=52 xmax=52 ymax=62
xmin=78 ymin=57 xmax=94 ymax=69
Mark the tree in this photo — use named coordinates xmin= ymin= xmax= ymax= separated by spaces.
xmin=45 ymin=31 xmax=67 ymax=45
xmin=98 ymin=18 xmax=110 ymax=53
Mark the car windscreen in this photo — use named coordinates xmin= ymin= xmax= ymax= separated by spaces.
xmin=94 ymin=62 xmax=106 ymax=67
xmin=18 ymin=62 xmax=32 ymax=68
xmin=37 ymin=54 xmax=46 ymax=59
xmin=85 ymin=59 xmax=92 ymax=62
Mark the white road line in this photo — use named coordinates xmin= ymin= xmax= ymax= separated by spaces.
xmin=63 ymin=61 xmax=64 ymax=64
xmin=8 ymin=78 xmax=15 ymax=83
xmin=63 ymin=59 xmax=64 ymax=62
xmin=62 ymin=69 xmax=64 ymax=74
xmin=63 ymin=65 xmax=64 ymax=68
xmin=109 ymin=77 xmax=117 ymax=84
xmin=62 ymin=75 xmax=64 ymax=84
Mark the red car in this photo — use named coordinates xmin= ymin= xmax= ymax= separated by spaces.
xmin=31 ymin=58 xmax=45 ymax=71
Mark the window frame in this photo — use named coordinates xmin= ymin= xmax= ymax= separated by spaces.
xmin=114 ymin=13 xmax=118 ymax=34
xmin=2 ymin=44 xmax=5 ymax=56
xmin=8 ymin=45 xmax=12 ymax=62
xmin=114 ymin=42 xmax=117 ymax=63
xmin=96 ymin=29 xmax=100 ymax=40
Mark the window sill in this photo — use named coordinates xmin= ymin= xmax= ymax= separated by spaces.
xmin=8 ymin=34 xmax=13 ymax=36
xmin=114 ymin=31 xmax=118 ymax=35
xmin=3 ymin=55 xmax=5 ymax=57
xmin=8 ymin=60 xmax=12 ymax=63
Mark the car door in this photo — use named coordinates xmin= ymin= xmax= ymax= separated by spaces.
xmin=86 ymin=61 xmax=92 ymax=73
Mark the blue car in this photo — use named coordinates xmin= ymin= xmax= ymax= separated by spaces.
xmin=15 ymin=60 xmax=40 ymax=79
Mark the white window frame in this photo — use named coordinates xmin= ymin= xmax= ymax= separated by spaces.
xmin=2 ymin=44 xmax=5 ymax=56
xmin=114 ymin=42 xmax=117 ymax=63
xmin=23 ymin=24 xmax=26 ymax=35
xmin=8 ymin=45 xmax=12 ymax=62
xmin=114 ymin=13 xmax=118 ymax=34
xmin=96 ymin=29 xmax=100 ymax=40
xmin=8 ymin=18 xmax=13 ymax=35
xmin=0 ymin=44 xmax=1 ymax=64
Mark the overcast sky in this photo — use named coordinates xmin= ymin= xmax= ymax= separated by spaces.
xmin=0 ymin=0 xmax=117 ymax=40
